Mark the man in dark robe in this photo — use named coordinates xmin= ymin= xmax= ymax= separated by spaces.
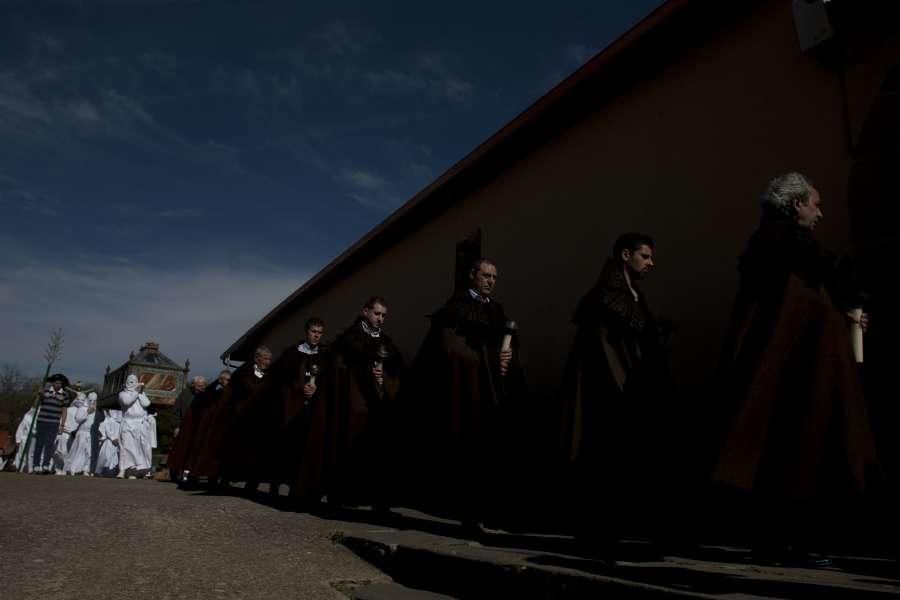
xmin=266 ymin=317 xmax=329 ymax=506
xmin=167 ymin=375 xmax=206 ymax=482
xmin=327 ymin=297 xmax=404 ymax=512
xmin=214 ymin=346 xmax=273 ymax=491
xmin=407 ymin=258 xmax=528 ymax=533
xmin=558 ymin=234 xmax=672 ymax=544
xmin=711 ymin=173 xmax=879 ymax=566
xmin=180 ymin=369 xmax=231 ymax=489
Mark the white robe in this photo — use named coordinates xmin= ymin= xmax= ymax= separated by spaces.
xmin=64 ymin=403 xmax=95 ymax=474
xmin=54 ymin=397 xmax=85 ymax=467
xmin=118 ymin=388 xmax=153 ymax=473
xmin=94 ymin=415 xmax=121 ymax=475
xmin=14 ymin=409 xmax=36 ymax=472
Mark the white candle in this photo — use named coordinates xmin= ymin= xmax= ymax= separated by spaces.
xmin=849 ymin=307 xmax=864 ymax=363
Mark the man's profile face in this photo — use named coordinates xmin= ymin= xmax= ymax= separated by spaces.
xmin=794 ymin=188 xmax=823 ymax=231
xmin=306 ymin=325 xmax=324 ymax=347
xmin=255 ymin=353 xmax=273 ymax=371
xmin=622 ymin=244 xmax=655 ymax=279
xmin=218 ymin=372 xmax=231 ymax=387
xmin=470 ymin=263 xmax=498 ymax=297
xmin=362 ymin=303 xmax=388 ymax=329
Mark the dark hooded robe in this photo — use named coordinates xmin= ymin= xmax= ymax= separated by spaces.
xmin=265 ymin=342 xmax=331 ymax=502
xmin=213 ymin=360 xmax=271 ymax=483
xmin=326 ymin=318 xmax=404 ymax=506
xmin=405 ymin=290 xmax=529 ymax=521
xmin=557 ymin=259 xmax=672 ymax=523
xmin=183 ymin=379 xmax=232 ymax=479
xmin=166 ymin=388 xmax=204 ymax=473
xmin=710 ymin=215 xmax=880 ymax=501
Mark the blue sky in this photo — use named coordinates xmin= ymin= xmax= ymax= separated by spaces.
xmin=0 ymin=0 xmax=664 ymax=383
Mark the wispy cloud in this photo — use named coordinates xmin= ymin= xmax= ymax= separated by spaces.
xmin=336 ymin=167 xmax=401 ymax=211
xmin=538 ymin=43 xmax=601 ymax=93
xmin=307 ymin=19 xmax=375 ymax=56
xmin=567 ymin=44 xmax=599 ymax=66
xmin=338 ymin=168 xmax=388 ymax=191
xmin=0 ymin=174 xmax=62 ymax=217
xmin=158 ymin=207 xmax=205 ymax=219
xmin=0 ymin=245 xmax=309 ymax=383
xmin=365 ymin=51 xmax=474 ymax=102
xmin=107 ymin=202 xmax=206 ymax=220
xmin=31 ymin=33 xmax=65 ymax=54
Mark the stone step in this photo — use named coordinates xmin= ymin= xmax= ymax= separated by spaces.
xmin=335 ymin=526 xmax=900 ymax=599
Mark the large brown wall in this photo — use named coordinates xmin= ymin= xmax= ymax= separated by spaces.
xmin=245 ymin=0 xmax=899 ymax=403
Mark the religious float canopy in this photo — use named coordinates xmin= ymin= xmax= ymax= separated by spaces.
xmin=101 ymin=342 xmax=188 ymax=409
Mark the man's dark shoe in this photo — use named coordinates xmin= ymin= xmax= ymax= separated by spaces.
xmin=177 ymin=475 xmax=199 ymax=490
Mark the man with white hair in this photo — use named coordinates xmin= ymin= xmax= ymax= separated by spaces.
xmin=64 ymin=391 xmax=97 ymax=475
xmin=117 ymin=374 xmax=153 ymax=478
xmin=219 ymin=346 xmax=273 ymax=490
xmin=711 ymin=172 xmax=880 ymax=566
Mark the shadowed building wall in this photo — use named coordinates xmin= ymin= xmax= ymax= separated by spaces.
xmin=223 ymin=0 xmax=900 ymax=449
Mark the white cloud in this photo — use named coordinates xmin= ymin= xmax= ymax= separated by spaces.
xmin=0 ymin=249 xmax=309 ymax=384
xmin=0 ymin=63 xmax=244 ymax=175
xmin=66 ymin=99 xmax=101 ymax=125
xmin=364 ymin=52 xmax=474 ymax=103
xmin=0 ymin=174 xmax=62 ymax=217
xmin=338 ymin=168 xmax=388 ymax=191
xmin=32 ymin=33 xmax=65 ymax=54
xmin=307 ymin=20 xmax=373 ymax=56
xmin=157 ymin=207 xmax=205 ymax=218
xmin=335 ymin=168 xmax=402 ymax=211
xmin=567 ymin=44 xmax=598 ymax=66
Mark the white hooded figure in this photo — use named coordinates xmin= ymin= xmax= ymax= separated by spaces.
xmin=64 ymin=391 xmax=97 ymax=475
xmin=94 ymin=409 xmax=122 ymax=476
xmin=54 ymin=391 xmax=85 ymax=474
xmin=14 ymin=407 xmax=37 ymax=472
xmin=117 ymin=374 xmax=152 ymax=478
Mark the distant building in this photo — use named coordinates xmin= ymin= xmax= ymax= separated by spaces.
xmin=222 ymin=0 xmax=899 ymax=461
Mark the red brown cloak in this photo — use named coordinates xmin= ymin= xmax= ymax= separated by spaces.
xmin=558 ymin=258 xmax=671 ymax=485
xmin=326 ymin=319 xmax=403 ymax=506
xmin=265 ymin=342 xmax=330 ymax=501
xmin=711 ymin=216 xmax=880 ymax=501
xmin=214 ymin=361 xmax=271 ymax=483
xmin=404 ymin=291 xmax=529 ymax=519
xmin=184 ymin=381 xmax=231 ymax=478
xmin=166 ymin=390 xmax=203 ymax=473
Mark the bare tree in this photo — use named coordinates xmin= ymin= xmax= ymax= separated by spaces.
xmin=0 ymin=363 xmax=26 ymax=397
xmin=44 ymin=327 xmax=64 ymax=369
xmin=0 ymin=364 xmax=39 ymax=431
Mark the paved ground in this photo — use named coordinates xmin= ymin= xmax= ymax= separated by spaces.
xmin=5 ymin=473 xmax=900 ymax=599
xmin=0 ymin=473 xmax=390 ymax=600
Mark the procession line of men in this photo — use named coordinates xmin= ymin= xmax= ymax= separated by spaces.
xmin=13 ymin=372 xmax=158 ymax=478
xmin=132 ymin=172 xmax=884 ymax=566
xmin=166 ymin=173 xmax=877 ymax=565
